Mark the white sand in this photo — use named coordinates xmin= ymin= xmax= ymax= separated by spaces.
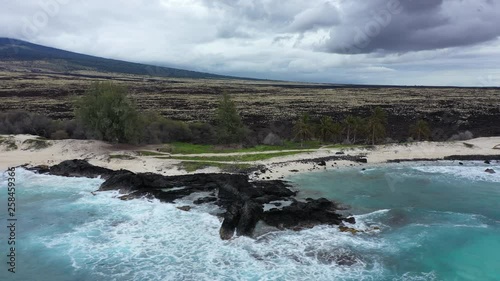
xmin=252 ymin=137 xmax=500 ymax=180
xmin=0 ymin=135 xmax=187 ymax=175
xmin=1 ymin=134 xmax=499 ymax=180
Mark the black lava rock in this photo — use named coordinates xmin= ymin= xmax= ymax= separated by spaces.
xmin=47 ymin=159 xmax=115 ymax=179
xmin=39 ymin=160 xmax=351 ymax=240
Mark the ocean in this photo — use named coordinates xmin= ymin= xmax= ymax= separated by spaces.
xmin=1 ymin=162 xmax=499 ymax=280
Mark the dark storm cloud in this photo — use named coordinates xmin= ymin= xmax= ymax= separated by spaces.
xmin=323 ymin=0 xmax=500 ymax=54
xmin=400 ymin=0 xmax=443 ymax=13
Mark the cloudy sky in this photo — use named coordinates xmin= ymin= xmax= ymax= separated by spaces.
xmin=2 ymin=0 xmax=500 ymax=86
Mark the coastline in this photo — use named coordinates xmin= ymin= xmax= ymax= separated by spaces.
xmin=254 ymin=137 xmax=500 ymax=180
xmin=1 ymin=134 xmax=500 ymax=179
xmin=3 ymin=135 xmax=500 ymax=279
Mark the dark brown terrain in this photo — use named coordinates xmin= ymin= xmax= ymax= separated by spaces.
xmin=1 ymin=62 xmax=500 ymax=141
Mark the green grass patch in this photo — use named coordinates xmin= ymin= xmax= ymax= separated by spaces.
xmin=161 ymin=140 xmax=322 ymax=155
xmin=322 ymin=144 xmax=377 ymax=151
xmin=164 ymin=151 xmax=309 ymax=162
xmin=279 ymin=140 xmax=323 ymax=149
xmin=22 ymin=139 xmax=51 ymax=150
xmin=109 ymin=154 xmax=136 ymax=160
xmin=136 ymin=150 xmax=167 ymax=156
xmin=178 ymin=161 xmax=253 ymax=173
xmin=321 ymin=144 xmax=357 ymax=149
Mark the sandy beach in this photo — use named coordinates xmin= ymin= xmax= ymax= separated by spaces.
xmin=1 ymin=134 xmax=499 ymax=180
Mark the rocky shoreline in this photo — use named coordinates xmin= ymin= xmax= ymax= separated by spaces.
xmin=28 ymin=159 xmax=355 ymax=240
xmin=387 ymin=154 xmax=500 ymax=163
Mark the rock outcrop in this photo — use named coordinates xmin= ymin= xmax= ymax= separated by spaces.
xmin=262 ymin=198 xmax=353 ymax=230
xmin=33 ymin=159 xmax=115 ymax=179
xmin=32 ymin=159 xmax=354 ymax=240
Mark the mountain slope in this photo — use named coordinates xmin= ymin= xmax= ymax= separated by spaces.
xmin=0 ymin=38 xmax=232 ymax=79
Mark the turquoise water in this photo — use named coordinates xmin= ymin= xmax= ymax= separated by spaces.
xmin=0 ymin=162 xmax=499 ymax=280
xmin=292 ymin=162 xmax=500 ymax=280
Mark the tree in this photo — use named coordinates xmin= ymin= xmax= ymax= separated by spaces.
xmin=331 ymin=122 xmax=343 ymax=143
xmin=410 ymin=119 xmax=431 ymax=141
xmin=344 ymin=115 xmax=355 ymax=144
xmin=365 ymin=107 xmax=388 ymax=145
xmin=317 ymin=116 xmax=335 ymax=142
xmin=344 ymin=115 xmax=364 ymax=144
xmin=75 ymin=82 xmax=143 ymax=143
xmin=214 ymin=92 xmax=247 ymax=144
xmin=294 ymin=113 xmax=313 ymax=147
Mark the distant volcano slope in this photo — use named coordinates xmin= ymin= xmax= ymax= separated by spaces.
xmin=0 ymin=37 xmax=232 ymax=79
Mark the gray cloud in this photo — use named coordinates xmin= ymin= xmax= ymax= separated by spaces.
xmin=324 ymin=0 xmax=500 ymax=54
xmin=287 ymin=2 xmax=340 ymax=32
xmin=0 ymin=0 xmax=499 ymax=86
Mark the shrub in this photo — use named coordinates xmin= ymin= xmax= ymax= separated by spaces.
xmin=0 ymin=110 xmax=60 ymax=138
xmin=51 ymin=130 xmax=70 ymax=140
xmin=22 ymin=139 xmax=51 ymax=150
xmin=0 ymin=137 xmax=18 ymax=151
xmin=63 ymin=120 xmax=87 ymax=139
xmin=142 ymin=113 xmax=193 ymax=144
xmin=189 ymin=122 xmax=216 ymax=144
xmin=75 ymin=82 xmax=143 ymax=144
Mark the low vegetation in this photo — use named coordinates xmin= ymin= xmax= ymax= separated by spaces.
xmin=109 ymin=154 xmax=136 ymax=160
xmin=22 ymin=138 xmax=52 ymax=150
xmin=164 ymin=151 xmax=309 ymax=162
xmin=155 ymin=140 xmax=322 ymax=155
xmin=0 ymin=137 xmax=18 ymax=151
xmin=1 ymin=81 xmax=480 ymax=153
xmin=136 ymin=151 xmax=167 ymax=156
xmin=178 ymin=162 xmax=252 ymax=173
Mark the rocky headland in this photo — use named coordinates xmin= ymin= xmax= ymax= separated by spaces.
xmin=29 ymin=159 xmax=356 ymax=240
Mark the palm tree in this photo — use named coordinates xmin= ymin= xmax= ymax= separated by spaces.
xmin=317 ymin=116 xmax=335 ymax=143
xmin=343 ymin=115 xmax=364 ymax=144
xmin=351 ymin=116 xmax=364 ymax=144
xmin=294 ymin=113 xmax=313 ymax=147
xmin=410 ymin=119 xmax=431 ymax=141
xmin=343 ymin=115 xmax=355 ymax=144
xmin=366 ymin=107 xmax=388 ymax=145
xmin=331 ymin=122 xmax=343 ymax=143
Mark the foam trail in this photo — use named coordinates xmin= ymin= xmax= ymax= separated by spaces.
xmin=412 ymin=164 xmax=500 ymax=183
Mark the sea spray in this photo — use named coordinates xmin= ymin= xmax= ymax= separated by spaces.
xmin=2 ymin=164 xmax=500 ymax=280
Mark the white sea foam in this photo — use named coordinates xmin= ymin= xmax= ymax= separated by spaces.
xmin=395 ymin=271 xmax=438 ymax=281
xmin=262 ymin=200 xmax=293 ymax=211
xmin=412 ymin=164 xmax=500 ymax=183
xmin=23 ymin=171 xmax=388 ymax=281
xmin=2 ymin=168 xmax=104 ymax=192
xmin=3 ymin=169 xmax=472 ymax=281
